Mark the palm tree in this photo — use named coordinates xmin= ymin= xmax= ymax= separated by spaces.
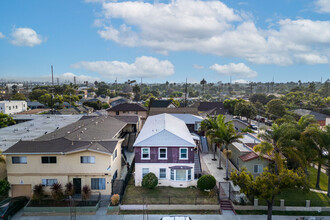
xmin=200 ymin=78 xmax=207 ymax=95
xmin=203 ymin=115 xmax=228 ymax=169
xmin=255 ymin=122 xmax=298 ymax=175
xmin=302 ymin=125 xmax=330 ymax=190
xmin=220 ymin=121 xmax=243 ymax=180
xmin=200 ymin=116 xmax=218 ymax=161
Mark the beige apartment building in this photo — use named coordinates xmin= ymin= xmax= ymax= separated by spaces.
xmin=2 ymin=115 xmax=140 ymax=198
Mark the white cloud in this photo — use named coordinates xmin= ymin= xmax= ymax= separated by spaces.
xmin=234 ymin=79 xmax=249 ymax=84
xmin=294 ymin=53 xmax=329 ymax=64
xmin=59 ymin=72 xmax=100 ymax=83
xmin=193 ymin=64 xmax=204 ymax=69
xmin=210 ymin=63 xmax=258 ymax=78
xmin=10 ymin=27 xmax=44 ymax=47
xmin=315 ymin=0 xmax=330 ymax=13
xmin=0 ymin=32 xmax=5 ymax=39
xmin=71 ymin=56 xmax=174 ymax=79
xmin=90 ymin=0 xmax=330 ymax=65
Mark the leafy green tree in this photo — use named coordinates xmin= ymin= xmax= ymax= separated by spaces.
xmin=249 ymin=93 xmax=268 ymax=105
xmin=266 ymin=99 xmax=286 ymax=119
xmin=133 ymin=84 xmax=141 ymax=101
xmin=231 ymin=168 xmax=307 ymax=220
xmin=0 ymin=113 xmax=16 ymax=128
xmin=96 ymin=82 xmax=110 ymax=96
xmin=169 ymin=98 xmax=180 ymax=107
xmin=223 ymin=99 xmax=240 ymax=115
xmin=29 ymin=89 xmax=48 ymax=101
xmin=11 ymin=93 xmax=26 ymax=100
xmin=0 ymin=179 xmax=10 ymax=197
xmin=307 ymin=93 xmax=326 ymax=107
xmin=234 ymin=102 xmax=257 ymax=122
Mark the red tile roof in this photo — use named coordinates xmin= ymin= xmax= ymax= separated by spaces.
xmin=239 ymin=152 xmax=259 ymax=162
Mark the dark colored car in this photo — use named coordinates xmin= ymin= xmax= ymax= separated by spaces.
xmin=265 ymin=121 xmax=273 ymax=126
xmin=0 ymin=196 xmax=29 ymax=220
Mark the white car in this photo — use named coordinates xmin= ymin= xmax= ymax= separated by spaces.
xmin=160 ymin=217 xmax=192 ymax=220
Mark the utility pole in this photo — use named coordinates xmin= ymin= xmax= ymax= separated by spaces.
xmin=51 ymin=65 xmax=54 ymax=114
xmin=184 ymin=77 xmax=188 ymax=107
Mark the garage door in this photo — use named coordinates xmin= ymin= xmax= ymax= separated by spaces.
xmin=11 ymin=184 xmax=32 ymax=198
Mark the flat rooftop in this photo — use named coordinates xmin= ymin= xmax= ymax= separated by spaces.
xmin=0 ymin=114 xmax=82 ymax=151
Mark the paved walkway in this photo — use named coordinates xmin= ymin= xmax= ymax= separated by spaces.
xmin=310 ymin=188 xmax=328 ymax=195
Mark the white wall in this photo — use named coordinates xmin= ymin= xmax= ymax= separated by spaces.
xmin=135 ymin=163 xmax=196 ymax=188
xmin=0 ymin=101 xmax=27 ymax=115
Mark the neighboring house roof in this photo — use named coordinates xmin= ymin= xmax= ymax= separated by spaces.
xmin=197 ymin=102 xmax=227 ymax=115
xmin=17 ymin=109 xmax=49 ymax=114
xmin=149 ymin=107 xmax=199 ymax=116
xmin=150 ymin=100 xmax=175 ymax=108
xmin=231 ymin=133 xmax=261 ymax=153
xmin=293 ymin=109 xmax=329 ymax=121
xmin=112 ymin=115 xmax=140 ymax=124
xmin=239 ymin=152 xmax=259 ymax=162
xmin=170 ymin=114 xmax=203 ymax=124
xmin=107 ymin=103 xmax=147 ymax=112
xmin=36 ymin=116 xmax=127 ymax=141
xmin=3 ymin=137 xmax=118 ymax=155
xmin=58 ymin=106 xmax=93 ymax=115
xmin=27 ymin=101 xmax=45 ymax=107
xmin=133 ymin=113 xmax=195 ymax=147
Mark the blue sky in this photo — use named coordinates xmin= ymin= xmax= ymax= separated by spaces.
xmin=0 ymin=0 xmax=329 ymax=84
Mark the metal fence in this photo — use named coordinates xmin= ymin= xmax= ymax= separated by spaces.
xmin=121 ymin=196 xmax=219 ymax=205
xmin=218 ymin=182 xmax=235 ymax=201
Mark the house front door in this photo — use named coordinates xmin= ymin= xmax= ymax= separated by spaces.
xmin=73 ymin=178 xmax=81 ymax=195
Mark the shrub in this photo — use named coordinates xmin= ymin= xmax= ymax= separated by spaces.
xmin=50 ymin=183 xmax=64 ymax=201
xmin=32 ymin=184 xmax=44 ymax=201
xmin=0 ymin=179 xmax=10 ymax=197
xmin=82 ymin=185 xmax=91 ymax=200
xmin=197 ymin=175 xmax=216 ymax=191
xmin=65 ymin=182 xmax=75 ymax=197
xmin=111 ymin=194 xmax=120 ymax=206
xmin=142 ymin=172 xmax=158 ymax=189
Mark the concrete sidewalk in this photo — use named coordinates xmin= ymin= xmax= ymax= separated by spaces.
xmin=16 ymin=213 xmax=330 ymax=220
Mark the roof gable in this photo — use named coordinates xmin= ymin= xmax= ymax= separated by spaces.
xmin=134 ymin=113 xmax=195 ymax=147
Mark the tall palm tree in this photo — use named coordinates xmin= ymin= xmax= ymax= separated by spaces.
xmin=220 ymin=121 xmax=243 ymax=180
xmin=204 ymin=115 xmax=229 ymax=169
xmin=200 ymin=116 xmax=218 ymax=161
xmin=302 ymin=125 xmax=330 ymax=190
xmin=200 ymin=78 xmax=207 ymax=95
xmin=255 ymin=122 xmax=298 ymax=175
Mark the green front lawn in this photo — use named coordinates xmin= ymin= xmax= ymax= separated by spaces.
xmin=307 ymin=166 xmax=328 ymax=192
xmin=258 ymin=189 xmax=330 ymax=207
xmin=236 ymin=210 xmax=330 ymax=216
xmin=122 ymin=176 xmax=218 ymax=205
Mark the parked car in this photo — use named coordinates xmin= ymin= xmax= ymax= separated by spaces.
xmin=160 ymin=217 xmax=192 ymax=220
xmin=265 ymin=121 xmax=272 ymax=126
xmin=250 ymin=124 xmax=258 ymax=130
xmin=0 ymin=196 xmax=29 ymax=219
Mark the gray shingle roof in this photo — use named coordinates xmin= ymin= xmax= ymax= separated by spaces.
xmin=3 ymin=137 xmax=118 ymax=155
xmin=107 ymin=103 xmax=147 ymax=112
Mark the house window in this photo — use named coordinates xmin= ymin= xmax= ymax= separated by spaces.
xmin=176 ymin=170 xmax=186 ymax=181
xmin=159 ymin=148 xmax=167 ymax=160
xmin=113 ymin=170 xmax=118 ymax=180
xmin=170 ymin=169 xmax=193 ymax=181
xmin=135 ymin=111 xmax=138 ymax=114
xmin=41 ymin=156 xmax=57 ymax=164
xmin=113 ymin=149 xmax=117 ymax=160
xmin=116 ymin=111 xmax=119 ymax=115
xmin=170 ymin=169 xmax=174 ymax=180
xmin=254 ymin=164 xmax=263 ymax=174
xmin=142 ymin=168 xmax=149 ymax=178
xmin=12 ymin=156 xmax=27 ymax=164
xmin=42 ymin=179 xmax=57 ymax=186
xmin=188 ymin=169 xmax=192 ymax=180
xmin=159 ymin=168 xmax=166 ymax=179
xmin=180 ymin=148 xmax=188 ymax=160
xmin=9 ymin=106 xmax=11 ymax=110
xmin=141 ymin=148 xmax=150 ymax=160
xmin=194 ymin=123 xmax=201 ymax=131
xmin=91 ymin=178 xmax=106 ymax=190
xmin=80 ymin=156 xmax=95 ymax=164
